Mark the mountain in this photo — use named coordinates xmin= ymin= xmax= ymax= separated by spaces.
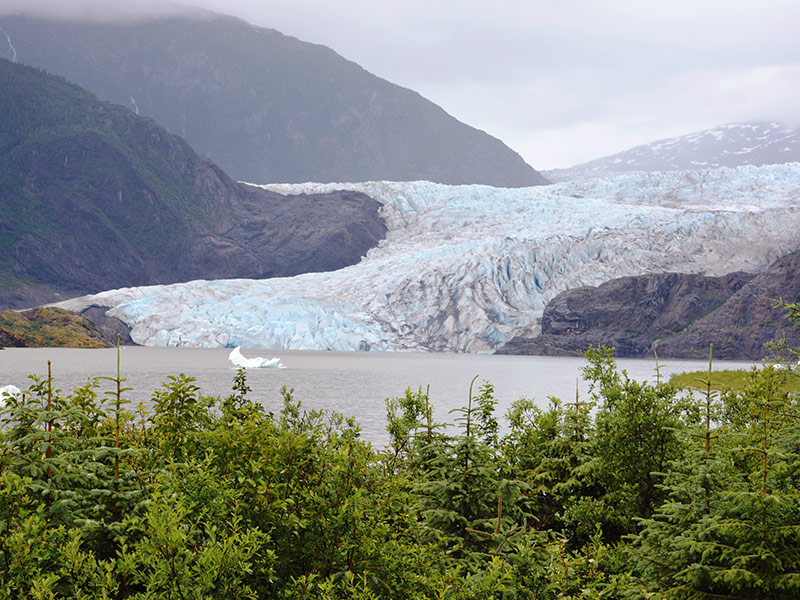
xmin=58 ymin=165 xmax=800 ymax=355
xmin=495 ymin=272 xmax=754 ymax=357
xmin=546 ymin=122 xmax=800 ymax=181
xmin=0 ymin=58 xmax=386 ymax=309
xmin=0 ymin=11 xmax=547 ymax=187
xmin=651 ymin=251 xmax=800 ymax=359
xmin=505 ymin=249 xmax=800 ymax=360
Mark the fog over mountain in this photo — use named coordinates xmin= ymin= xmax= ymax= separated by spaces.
xmin=0 ymin=10 xmax=546 ymax=187
xmin=2 ymin=0 xmax=797 ymax=169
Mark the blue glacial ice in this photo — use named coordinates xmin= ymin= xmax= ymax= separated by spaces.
xmin=59 ymin=163 xmax=800 ymax=352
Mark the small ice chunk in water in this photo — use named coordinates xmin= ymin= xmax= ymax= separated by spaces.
xmin=228 ymin=346 xmax=285 ymax=369
xmin=0 ymin=384 xmax=21 ymax=404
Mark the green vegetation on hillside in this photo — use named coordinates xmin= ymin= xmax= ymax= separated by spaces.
xmin=0 ymin=307 xmax=112 ymax=348
xmin=0 ymin=57 xmax=389 ymax=310
xmin=671 ymin=366 xmax=800 ymax=394
xmin=0 ymin=58 xmax=204 ymax=286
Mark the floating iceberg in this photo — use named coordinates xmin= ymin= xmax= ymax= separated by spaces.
xmin=228 ymin=346 xmax=285 ymax=369
xmin=0 ymin=384 xmax=21 ymax=404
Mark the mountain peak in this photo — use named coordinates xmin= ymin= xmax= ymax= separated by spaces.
xmin=546 ymin=121 xmax=800 ymax=182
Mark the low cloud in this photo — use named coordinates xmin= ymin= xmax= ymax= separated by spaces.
xmin=0 ymin=0 xmax=201 ymax=22
xmin=4 ymin=0 xmax=798 ymax=168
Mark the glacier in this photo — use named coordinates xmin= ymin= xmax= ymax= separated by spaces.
xmin=58 ymin=163 xmax=800 ymax=353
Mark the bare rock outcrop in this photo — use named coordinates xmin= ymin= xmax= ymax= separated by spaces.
xmin=500 ymin=251 xmax=800 ymax=359
xmin=497 ymin=271 xmax=755 ymax=358
xmin=651 ymin=251 xmax=800 ymax=359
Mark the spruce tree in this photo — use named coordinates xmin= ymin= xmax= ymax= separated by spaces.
xmin=634 ymin=361 xmax=800 ymax=599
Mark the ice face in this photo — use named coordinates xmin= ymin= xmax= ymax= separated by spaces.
xmin=59 ymin=164 xmax=800 ymax=352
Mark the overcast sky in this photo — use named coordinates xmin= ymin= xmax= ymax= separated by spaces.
xmin=3 ymin=0 xmax=799 ymax=169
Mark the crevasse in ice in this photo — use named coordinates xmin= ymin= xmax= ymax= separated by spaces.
xmin=58 ymin=163 xmax=800 ymax=352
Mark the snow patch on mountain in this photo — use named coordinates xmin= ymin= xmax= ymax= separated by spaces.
xmin=547 ymin=122 xmax=800 ymax=182
xmin=59 ymin=164 xmax=800 ymax=352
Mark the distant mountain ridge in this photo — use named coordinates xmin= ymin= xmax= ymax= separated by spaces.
xmin=0 ymin=58 xmax=386 ymax=309
xmin=546 ymin=122 xmax=800 ymax=181
xmin=0 ymin=11 xmax=547 ymax=187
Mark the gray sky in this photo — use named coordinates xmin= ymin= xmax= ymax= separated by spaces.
xmin=3 ymin=0 xmax=799 ymax=169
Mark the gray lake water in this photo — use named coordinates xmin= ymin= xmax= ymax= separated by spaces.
xmin=1 ymin=347 xmax=757 ymax=446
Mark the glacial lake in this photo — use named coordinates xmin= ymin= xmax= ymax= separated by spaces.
xmin=1 ymin=347 xmax=757 ymax=447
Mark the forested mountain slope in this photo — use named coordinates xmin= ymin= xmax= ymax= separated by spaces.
xmin=0 ymin=59 xmax=386 ymax=308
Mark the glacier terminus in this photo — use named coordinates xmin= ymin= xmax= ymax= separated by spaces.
xmin=59 ymin=163 xmax=800 ymax=353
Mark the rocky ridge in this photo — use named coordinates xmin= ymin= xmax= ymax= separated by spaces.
xmin=0 ymin=58 xmax=387 ymax=309
xmin=498 ymin=251 xmax=800 ymax=359
xmin=652 ymin=251 xmax=800 ymax=359
xmin=546 ymin=122 xmax=800 ymax=182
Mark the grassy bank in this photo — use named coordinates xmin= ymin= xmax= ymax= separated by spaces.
xmin=0 ymin=306 xmax=111 ymax=348
xmin=670 ymin=365 xmax=800 ymax=394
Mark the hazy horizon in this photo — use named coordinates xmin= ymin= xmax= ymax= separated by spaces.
xmin=1 ymin=0 xmax=797 ymax=170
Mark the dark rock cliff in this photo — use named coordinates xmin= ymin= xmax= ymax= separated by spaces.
xmin=651 ymin=251 xmax=800 ymax=359
xmin=497 ymin=271 xmax=756 ymax=358
xmin=500 ymin=251 xmax=800 ymax=359
xmin=0 ymin=59 xmax=387 ymax=309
